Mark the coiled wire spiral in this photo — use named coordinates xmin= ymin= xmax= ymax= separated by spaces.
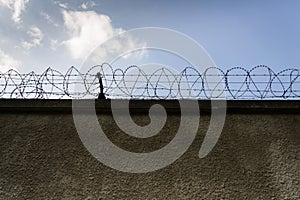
xmin=0 ymin=64 xmax=299 ymax=99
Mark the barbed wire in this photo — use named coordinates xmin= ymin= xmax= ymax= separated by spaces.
xmin=0 ymin=64 xmax=299 ymax=99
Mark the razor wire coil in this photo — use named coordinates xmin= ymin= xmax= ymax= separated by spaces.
xmin=0 ymin=64 xmax=299 ymax=99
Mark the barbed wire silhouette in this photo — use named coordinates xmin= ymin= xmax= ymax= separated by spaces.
xmin=0 ymin=63 xmax=299 ymax=99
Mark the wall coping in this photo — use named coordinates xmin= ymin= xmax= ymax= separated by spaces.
xmin=0 ymin=99 xmax=299 ymax=114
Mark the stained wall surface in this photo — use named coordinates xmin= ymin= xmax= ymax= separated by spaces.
xmin=0 ymin=100 xmax=299 ymax=199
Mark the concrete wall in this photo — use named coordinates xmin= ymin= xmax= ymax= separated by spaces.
xmin=0 ymin=100 xmax=299 ymax=199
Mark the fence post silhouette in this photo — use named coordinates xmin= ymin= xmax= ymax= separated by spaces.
xmin=97 ymin=72 xmax=106 ymax=99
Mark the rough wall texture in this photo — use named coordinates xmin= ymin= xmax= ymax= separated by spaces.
xmin=0 ymin=102 xmax=299 ymax=199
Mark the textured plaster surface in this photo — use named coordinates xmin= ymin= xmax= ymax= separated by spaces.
xmin=0 ymin=112 xmax=299 ymax=199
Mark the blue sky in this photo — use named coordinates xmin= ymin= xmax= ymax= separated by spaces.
xmin=0 ymin=0 xmax=300 ymax=73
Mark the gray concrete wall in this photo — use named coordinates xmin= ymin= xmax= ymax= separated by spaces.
xmin=0 ymin=100 xmax=299 ymax=199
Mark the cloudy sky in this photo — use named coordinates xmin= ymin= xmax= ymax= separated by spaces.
xmin=0 ymin=0 xmax=300 ymax=73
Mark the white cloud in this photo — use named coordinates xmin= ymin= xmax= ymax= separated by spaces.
xmin=61 ymin=10 xmax=146 ymax=62
xmin=0 ymin=0 xmax=29 ymax=24
xmin=0 ymin=49 xmax=20 ymax=72
xmin=40 ymin=11 xmax=59 ymax=27
xmin=21 ymin=26 xmax=43 ymax=50
xmin=62 ymin=10 xmax=114 ymax=60
xmin=50 ymin=39 xmax=59 ymax=51
xmin=12 ymin=0 xmax=29 ymax=24
xmin=81 ymin=3 xmax=87 ymax=10
xmin=0 ymin=0 xmax=11 ymax=7
xmin=54 ymin=1 xmax=68 ymax=9
xmin=81 ymin=0 xmax=96 ymax=10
